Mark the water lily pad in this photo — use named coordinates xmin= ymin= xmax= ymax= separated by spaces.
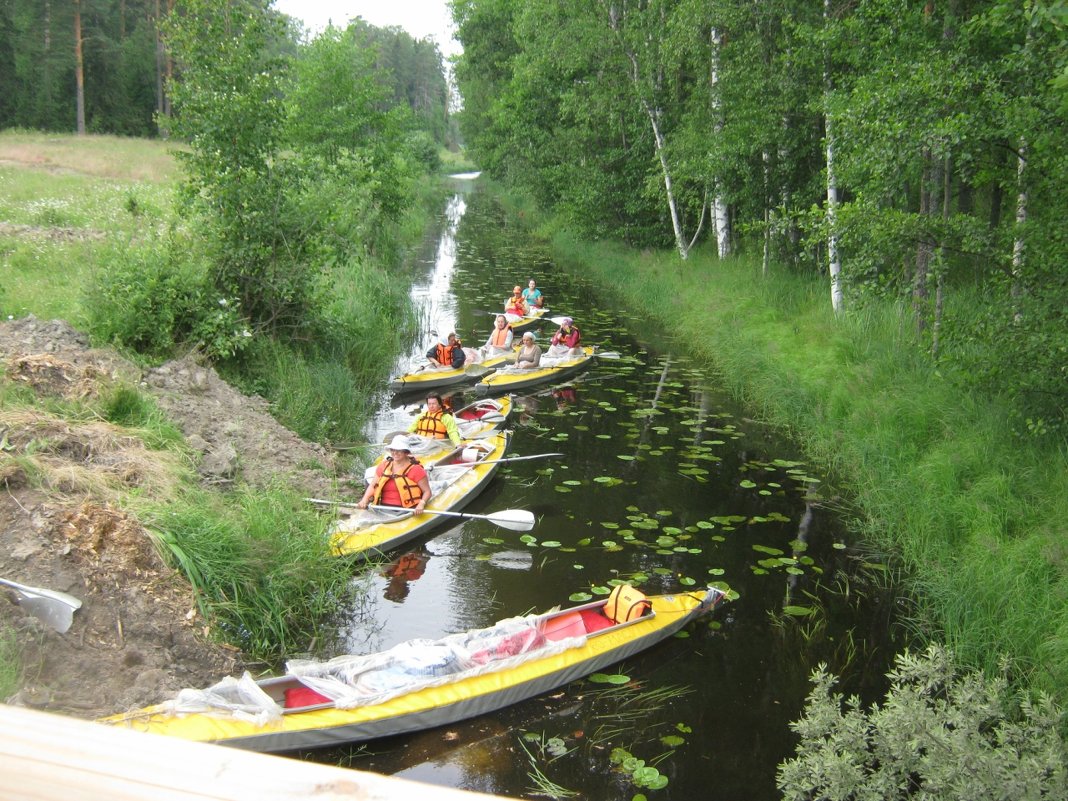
xmin=569 ymin=591 xmax=593 ymax=602
xmin=589 ymin=673 xmax=630 ymax=685
xmin=540 ymin=540 xmax=562 ymax=548
xmin=617 ymin=454 xmax=636 ymax=461
xmin=482 ymin=537 xmax=504 ymax=545
xmin=752 ymin=544 xmax=785 ymax=556
xmin=739 ymin=479 xmax=757 ymax=488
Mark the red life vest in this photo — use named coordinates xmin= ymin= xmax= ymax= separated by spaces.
xmin=414 ymin=410 xmax=449 ymax=439
xmin=370 ymin=459 xmax=425 ymax=508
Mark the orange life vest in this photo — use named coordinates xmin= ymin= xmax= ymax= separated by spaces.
xmin=489 ymin=326 xmax=510 ymax=348
xmin=505 ymin=296 xmax=526 ymax=316
xmin=414 ymin=410 xmax=449 ymax=438
xmin=435 ymin=341 xmax=461 ymax=366
xmin=370 ymin=459 xmax=425 ymax=508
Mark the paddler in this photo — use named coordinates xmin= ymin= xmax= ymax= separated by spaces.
xmin=426 ymin=331 xmax=466 ymax=369
xmin=504 ymin=286 xmax=529 ymax=317
xmin=354 ymin=435 xmax=431 ymax=513
xmin=548 ymin=317 xmax=581 ymax=357
xmin=481 ymin=314 xmax=514 ymax=357
xmin=407 ymin=393 xmax=462 ymax=447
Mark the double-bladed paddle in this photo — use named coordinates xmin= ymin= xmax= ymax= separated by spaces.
xmin=305 ymin=498 xmax=537 ymax=531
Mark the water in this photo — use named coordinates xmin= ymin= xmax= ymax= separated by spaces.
xmin=311 ymin=179 xmax=901 ymax=800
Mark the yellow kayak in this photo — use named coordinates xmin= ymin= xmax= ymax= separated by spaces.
xmin=98 ymin=586 xmax=725 ymax=753
xmin=328 ymin=429 xmax=511 ymax=557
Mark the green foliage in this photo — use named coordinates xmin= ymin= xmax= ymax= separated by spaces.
xmin=99 ymin=384 xmax=185 ymax=449
xmin=0 ymin=625 xmax=21 ymax=700
xmin=84 ymin=237 xmax=251 ymax=361
xmin=147 ymin=484 xmax=358 ymax=662
xmin=778 ymin=645 xmax=1068 ymax=801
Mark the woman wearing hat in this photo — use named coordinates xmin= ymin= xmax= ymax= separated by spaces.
xmin=549 ymin=317 xmax=581 ymax=357
xmin=514 ymin=331 xmax=542 ymax=369
xmin=355 ymin=435 xmax=432 ymax=513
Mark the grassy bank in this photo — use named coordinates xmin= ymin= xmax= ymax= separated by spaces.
xmin=551 ymin=233 xmax=1068 ymax=702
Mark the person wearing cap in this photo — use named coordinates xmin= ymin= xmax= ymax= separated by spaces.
xmin=408 ymin=393 xmax=462 ymax=446
xmin=522 ymin=279 xmax=544 ymax=309
xmin=504 ymin=286 xmax=529 ymax=317
xmin=355 ymin=435 xmax=432 ymax=512
xmin=514 ymin=331 xmax=542 ymax=369
xmin=426 ymin=332 xmax=466 ymax=369
xmin=549 ymin=317 xmax=581 ymax=356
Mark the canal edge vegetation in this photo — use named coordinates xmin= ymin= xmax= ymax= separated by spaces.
xmin=547 ymin=230 xmax=1068 ymax=680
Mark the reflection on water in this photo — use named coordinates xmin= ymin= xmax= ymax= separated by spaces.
xmin=314 ymin=184 xmax=901 ymax=801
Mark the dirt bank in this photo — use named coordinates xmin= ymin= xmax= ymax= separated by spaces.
xmin=0 ymin=316 xmax=341 ymax=718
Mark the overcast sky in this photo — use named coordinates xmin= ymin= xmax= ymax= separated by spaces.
xmin=271 ymin=0 xmax=461 ymax=57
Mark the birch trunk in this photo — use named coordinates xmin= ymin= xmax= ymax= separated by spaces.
xmin=824 ymin=0 xmax=842 ymax=313
xmin=710 ymin=27 xmax=730 ymax=259
xmin=1011 ymin=137 xmax=1027 ymax=319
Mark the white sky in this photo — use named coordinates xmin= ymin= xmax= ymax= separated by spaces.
xmin=272 ymin=0 xmax=461 ymax=58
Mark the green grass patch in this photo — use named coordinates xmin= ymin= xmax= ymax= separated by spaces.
xmin=552 ymin=231 xmax=1068 ymax=703
xmin=0 ymin=625 xmax=22 ymax=699
xmin=145 ymin=484 xmax=359 ymax=663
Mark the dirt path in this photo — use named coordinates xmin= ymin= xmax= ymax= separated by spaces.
xmin=0 ymin=316 xmax=342 ymax=718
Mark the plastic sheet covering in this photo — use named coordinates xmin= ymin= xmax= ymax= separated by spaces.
xmin=163 ymin=672 xmax=282 ymax=725
xmin=287 ymin=616 xmax=586 ymax=710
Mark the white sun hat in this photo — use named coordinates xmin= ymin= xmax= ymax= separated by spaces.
xmin=387 ymin=435 xmax=412 ymax=452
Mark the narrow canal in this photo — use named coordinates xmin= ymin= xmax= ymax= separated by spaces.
xmin=313 ymin=178 xmax=901 ymax=800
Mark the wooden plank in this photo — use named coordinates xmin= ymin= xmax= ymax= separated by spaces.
xmin=0 ymin=703 xmax=509 ymax=801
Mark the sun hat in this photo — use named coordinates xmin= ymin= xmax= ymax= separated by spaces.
xmin=562 ymin=317 xmax=573 ymax=325
xmin=522 ymin=331 xmax=536 ymax=341
xmin=387 ymin=435 xmax=412 ymax=452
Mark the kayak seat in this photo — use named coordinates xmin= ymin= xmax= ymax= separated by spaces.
xmin=284 ymin=685 xmax=332 ymax=709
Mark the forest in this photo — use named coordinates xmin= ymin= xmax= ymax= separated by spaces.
xmin=451 ymin=0 xmax=1068 ymax=435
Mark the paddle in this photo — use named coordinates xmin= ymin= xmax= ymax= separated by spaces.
xmin=476 ymin=452 xmax=564 ymax=466
xmin=0 ymin=578 xmax=82 ymax=634
xmin=463 ymin=363 xmax=496 ymax=378
xmin=373 ymin=505 xmax=535 ymax=531
xmin=307 ymin=498 xmax=535 ymax=531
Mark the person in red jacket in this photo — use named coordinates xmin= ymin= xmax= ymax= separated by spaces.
xmin=355 ymin=435 xmax=432 ymax=513
xmin=549 ymin=317 xmax=581 ymax=357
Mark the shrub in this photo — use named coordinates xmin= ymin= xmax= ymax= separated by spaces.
xmin=777 ymin=644 xmax=1067 ymax=801
xmin=84 ymin=237 xmax=252 ymax=360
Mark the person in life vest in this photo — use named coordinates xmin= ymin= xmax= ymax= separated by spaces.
xmin=383 ymin=550 xmax=428 ymax=602
xmin=522 ymin=279 xmax=544 ymax=309
xmin=407 ymin=393 xmax=461 ymax=446
xmin=549 ymin=317 xmax=581 ymax=357
xmin=355 ymin=435 xmax=432 ymax=513
xmin=504 ymin=286 xmax=529 ymax=317
xmin=480 ymin=314 xmax=514 ymax=358
xmin=425 ymin=332 xmax=466 ymax=369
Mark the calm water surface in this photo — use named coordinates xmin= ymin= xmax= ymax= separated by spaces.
xmin=310 ymin=180 xmax=901 ymax=800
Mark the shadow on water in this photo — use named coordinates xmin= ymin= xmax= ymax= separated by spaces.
xmin=307 ymin=181 xmax=904 ymax=800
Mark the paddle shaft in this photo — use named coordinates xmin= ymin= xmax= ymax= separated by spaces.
xmin=476 ymin=453 xmax=564 ymax=466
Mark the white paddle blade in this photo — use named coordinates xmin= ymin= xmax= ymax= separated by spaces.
xmin=594 ymin=351 xmax=621 ymax=359
xmin=487 ymin=509 xmax=536 ymax=531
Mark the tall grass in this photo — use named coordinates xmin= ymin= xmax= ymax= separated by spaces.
xmin=0 ymin=626 xmax=21 ymax=700
xmin=144 ymin=484 xmax=359 ymax=663
xmin=552 ymin=232 xmax=1068 ymax=702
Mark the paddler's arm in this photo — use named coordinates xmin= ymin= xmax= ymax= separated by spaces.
xmin=444 ymin=414 xmax=461 ymax=446
xmin=414 ymin=474 xmax=431 ymax=513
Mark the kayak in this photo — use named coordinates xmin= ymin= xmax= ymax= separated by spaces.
xmin=388 ymin=351 xmax=511 ymax=393
xmin=98 ymin=585 xmax=725 ymax=753
xmin=328 ymin=429 xmax=511 ymax=557
xmin=506 ymin=307 xmax=548 ymax=335
xmin=390 ymin=395 xmax=513 ymax=458
xmin=475 ymin=346 xmax=596 ymax=394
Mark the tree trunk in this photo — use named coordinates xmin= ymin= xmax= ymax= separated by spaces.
xmin=823 ymin=0 xmax=842 ymax=314
xmin=74 ymin=0 xmax=85 ymax=135
xmin=710 ymin=28 xmax=730 ymax=259
xmin=155 ymin=0 xmax=165 ymax=118
xmin=932 ymin=153 xmax=951 ymax=359
xmin=1011 ymin=137 xmax=1028 ymax=318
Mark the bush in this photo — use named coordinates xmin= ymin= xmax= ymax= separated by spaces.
xmin=777 ymin=645 xmax=1068 ymax=801
xmin=84 ymin=237 xmax=252 ymax=360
